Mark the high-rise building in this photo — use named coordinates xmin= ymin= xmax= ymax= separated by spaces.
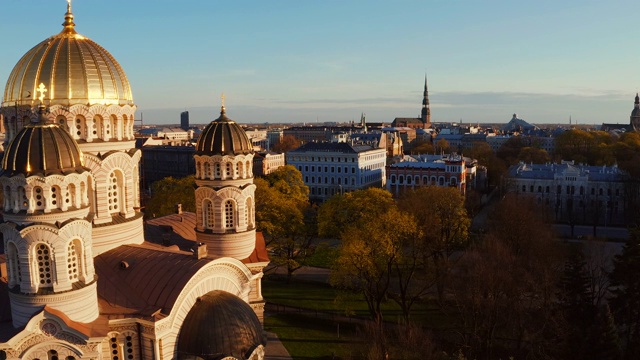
xmin=180 ymin=110 xmax=190 ymax=131
xmin=0 ymin=4 xmax=268 ymax=359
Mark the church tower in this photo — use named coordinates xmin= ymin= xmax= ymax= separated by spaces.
xmin=1 ymin=2 xmax=143 ymax=256
xmin=193 ymin=101 xmax=257 ymax=259
xmin=421 ymin=75 xmax=432 ymax=128
xmin=0 ymin=94 xmax=98 ymax=327
xmin=631 ymin=93 xmax=640 ymax=131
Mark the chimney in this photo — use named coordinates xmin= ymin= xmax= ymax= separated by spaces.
xmin=192 ymin=242 xmax=208 ymax=259
xmin=175 ymin=203 xmax=183 ymax=214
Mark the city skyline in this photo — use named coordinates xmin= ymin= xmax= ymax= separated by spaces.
xmin=0 ymin=0 xmax=638 ymax=125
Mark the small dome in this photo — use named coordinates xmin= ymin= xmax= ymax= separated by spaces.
xmin=2 ymin=5 xmax=133 ymax=107
xmin=2 ymin=107 xmax=87 ymax=177
xmin=195 ymin=107 xmax=253 ymax=156
xmin=177 ymin=290 xmax=265 ymax=360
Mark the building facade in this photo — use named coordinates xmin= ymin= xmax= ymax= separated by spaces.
xmin=504 ymin=161 xmax=632 ymax=226
xmin=0 ymin=4 xmax=268 ymax=360
xmin=386 ymin=154 xmax=469 ymax=196
xmin=286 ymin=141 xmax=387 ymax=202
xmin=253 ymin=151 xmax=286 ymax=176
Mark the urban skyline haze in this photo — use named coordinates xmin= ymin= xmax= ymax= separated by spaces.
xmin=1 ymin=0 xmax=638 ymax=125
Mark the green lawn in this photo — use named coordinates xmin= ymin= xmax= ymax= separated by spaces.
xmin=265 ymin=313 xmax=365 ymax=359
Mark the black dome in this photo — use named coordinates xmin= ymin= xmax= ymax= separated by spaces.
xmin=177 ymin=290 xmax=265 ymax=360
xmin=195 ymin=107 xmax=253 ymax=156
xmin=2 ymin=108 xmax=87 ymax=177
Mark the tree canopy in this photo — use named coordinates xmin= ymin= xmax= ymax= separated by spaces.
xmin=145 ymin=176 xmax=195 ymax=218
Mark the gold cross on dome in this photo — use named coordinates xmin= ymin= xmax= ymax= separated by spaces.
xmin=37 ymin=83 xmax=48 ymax=103
xmin=221 ymin=93 xmax=226 ymax=108
xmin=67 ymin=0 xmax=72 ymax=12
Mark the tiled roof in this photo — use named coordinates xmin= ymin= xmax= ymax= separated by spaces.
xmin=95 ymin=243 xmax=210 ymax=318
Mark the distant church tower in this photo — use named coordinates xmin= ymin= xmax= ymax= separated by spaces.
xmin=193 ymin=101 xmax=257 ymax=259
xmin=631 ymin=93 xmax=640 ymax=131
xmin=421 ymin=75 xmax=432 ymax=128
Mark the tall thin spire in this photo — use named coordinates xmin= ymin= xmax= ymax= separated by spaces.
xmin=635 ymin=92 xmax=639 ymax=106
xmin=421 ymin=74 xmax=431 ymax=128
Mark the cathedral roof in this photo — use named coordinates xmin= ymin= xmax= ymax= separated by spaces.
xmin=94 ymin=243 xmax=210 ymax=318
xmin=177 ymin=290 xmax=266 ymax=360
xmin=195 ymin=106 xmax=253 ymax=156
xmin=2 ymin=3 xmax=133 ymax=107
xmin=1 ymin=106 xmax=88 ymax=177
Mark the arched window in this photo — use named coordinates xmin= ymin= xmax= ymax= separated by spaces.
xmin=399 ymin=176 xmax=404 ymax=185
xmin=204 ymin=163 xmax=210 ymax=180
xmin=390 ymin=175 xmax=396 ymax=184
xmin=450 ymin=178 xmax=457 ymax=185
xmin=431 ymin=176 xmax=437 ymax=185
xmin=225 ymin=163 xmax=232 ymax=178
xmin=423 ymin=176 xmax=428 ymax=185
xmin=33 ymin=186 xmax=45 ymax=210
xmin=17 ymin=186 xmax=27 ymax=210
xmin=93 ymin=115 xmax=103 ymax=139
xmin=36 ymin=243 xmax=53 ymax=288
xmin=74 ymin=115 xmax=86 ymax=139
xmin=7 ymin=242 xmax=21 ymax=286
xmin=108 ymin=171 xmax=125 ymax=215
xmin=110 ymin=336 xmax=122 ymax=360
xmin=225 ymin=200 xmax=235 ymax=229
xmin=407 ymin=177 xmax=412 ymax=185
xmin=68 ymin=183 xmax=77 ymax=208
xmin=439 ymin=177 xmax=445 ymax=186
xmin=68 ymin=240 xmax=85 ymax=283
xmin=215 ymin=163 xmax=221 ymax=179
xmin=203 ymin=199 xmax=214 ymax=229
xmin=108 ymin=114 xmax=117 ymax=140
xmin=48 ymin=350 xmax=58 ymax=360
xmin=124 ymin=334 xmax=136 ymax=360
xmin=4 ymin=185 xmax=11 ymax=210
xmin=51 ymin=185 xmax=61 ymax=210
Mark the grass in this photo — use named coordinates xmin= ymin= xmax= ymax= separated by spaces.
xmin=264 ymin=313 xmax=366 ymax=359
xmin=304 ymin=241 xmax=339 ymax=268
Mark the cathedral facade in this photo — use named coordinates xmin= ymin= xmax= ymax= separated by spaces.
xmin=0 ymin=3 xmax=268 ymax=360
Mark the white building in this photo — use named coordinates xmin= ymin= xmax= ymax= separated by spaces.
xmin=286 ymin=139 xmax=387 ymax=202
xmin=0 ymin=4 xmax=268 ymax=360
xmin=504 ymin=161 xmax=631 ymax=226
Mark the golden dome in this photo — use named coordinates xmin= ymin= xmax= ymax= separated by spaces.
xmin=2 ymin=105 xmax=87 ymax=177
xmin=196 ymin=106 xmax=254 ymax=156
xmin=2 ymin=4 xmax=133 ymax=107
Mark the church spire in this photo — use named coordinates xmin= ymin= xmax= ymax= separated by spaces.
xmin=635 ymin=92 xmax=639 ymax=107
xmin=421 ymin=74 xmax=431 ymax=128
xmin=61 ymin=0 xmax=77 ymax=34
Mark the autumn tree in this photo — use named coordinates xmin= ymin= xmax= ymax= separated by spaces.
xmin=398 ymin=187 xmax=470 ymax=304
xmin=609 ymin=229 xmax=640 ymax=359
xmin=436 ymin=138 xmax=450 ymax=154
xmin=463 ymin=141 xmax=506 ymax=189
xmin=271 ymin=134 xmax=302 ymax=153
xmin=330 ymin=205 xmax=419 ymax=325
xmin=145 ymin=176 xmax=195 ymax=218
xmin=412 ymin=140 xmax=434 ymax=154
xmin=451 ymin=194 xmax=563 ymax=358
xmin=318 ymin=187 xmax=395 ymax=240
xmin=255 ymin=166 xmax=315 ymax=279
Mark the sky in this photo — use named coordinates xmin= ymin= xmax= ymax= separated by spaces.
xmin=1 ymin=0 xmax=639 ymax=125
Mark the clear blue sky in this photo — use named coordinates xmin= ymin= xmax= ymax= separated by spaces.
xmin=1 ymin=0 xmax=638 ymax=125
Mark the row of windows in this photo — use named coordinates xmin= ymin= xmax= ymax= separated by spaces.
xmin=290 ymin=156 xmax=356 ymax=162
xmin=197 ymin=160 xmax=252 ymax=180
xmin=202 ymin=198 xmax=254 ymax=231
xmin=520 ymin=184 xmax=621 ymax=196
xmin=305 ymin=176 xmax=356 ymax=186
xmin=3 ymin=181 xmax=88 ymax=212
xmin=57 ymin=114 xmax=134 ymax=141
xmin=389 ymin=175 xmax=457 ymax=186
xmin=6 ymin=240 xmax=85 ymax=289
